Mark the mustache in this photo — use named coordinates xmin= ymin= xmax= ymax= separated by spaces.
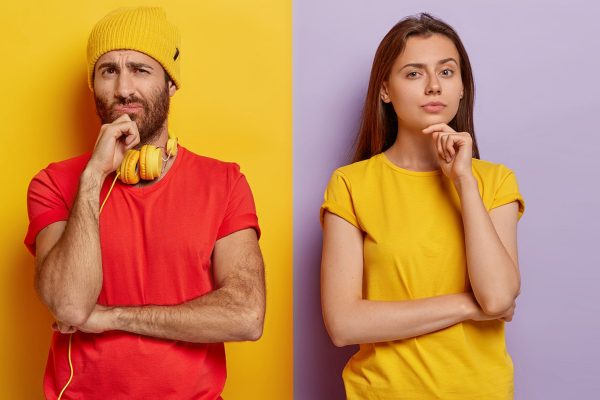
xmin=110 ymin=96 xmax=148 ymax=109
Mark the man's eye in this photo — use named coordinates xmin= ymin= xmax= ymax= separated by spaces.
xmin=104 ymin=68 xmax=116 ymax=75
xmin=135 ymin=68 xmax=149 ymax=74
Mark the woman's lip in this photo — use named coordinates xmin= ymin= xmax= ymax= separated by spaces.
xmin=422 ymin=104 xmax=446 ymax=113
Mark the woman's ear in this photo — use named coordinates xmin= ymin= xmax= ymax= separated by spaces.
xmin=380 ymin=82 xmax=391 ymax=103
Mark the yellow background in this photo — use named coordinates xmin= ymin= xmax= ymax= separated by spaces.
xmin=0 ymin=1 xmax=292 ymax=398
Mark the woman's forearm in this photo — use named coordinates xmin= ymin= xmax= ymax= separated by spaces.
xmin=325 ymin=293 xmax=476 ymax=347
xmin=454 ymin=176 xmax=520 ymax=315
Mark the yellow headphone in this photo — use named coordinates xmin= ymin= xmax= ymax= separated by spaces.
xmin=56 ymin=133 xmax=178 ymax=400
xmin=117 ymin=134 xmax=178 ymax=184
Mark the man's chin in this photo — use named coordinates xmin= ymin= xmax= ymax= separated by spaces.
xmin=110 ymin=111 xmax=142 ymax=123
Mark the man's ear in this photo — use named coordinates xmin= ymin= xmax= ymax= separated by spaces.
xmin=168 ymin=80 xmax=177 ymax=96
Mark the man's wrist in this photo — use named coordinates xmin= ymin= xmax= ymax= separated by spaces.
xmin=110 ymin=306 xmax=124 ymax=331
xmin=82 ymin=163 xmax=108 ymax=185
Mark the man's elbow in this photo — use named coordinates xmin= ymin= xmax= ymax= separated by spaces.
xmin=244 ymin=313 xmax=264 ymax=342
xmin=238 ymin=305 xmax=265 ymax=341
xmin=35 ymin=275 xmax=89 ymax=326
xmin=39 ymin=288 xmax=90 ymax=327
xmin=51 ymin=303 xmax=89 ymax=327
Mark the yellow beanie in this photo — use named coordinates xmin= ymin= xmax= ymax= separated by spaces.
xmin=87 ymin=6 xmax=181 ymax=90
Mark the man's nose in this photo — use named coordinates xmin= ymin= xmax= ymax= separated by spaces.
xmin=115 ymin=71 xmax=135 ymax=99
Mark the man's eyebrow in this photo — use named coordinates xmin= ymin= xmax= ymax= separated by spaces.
xmin=127 ymin=62 xmax=154 ymax=70
xmin=96 ymin=61 xmax=118 ymax=71
xmin=400 ymin=58 xmax=459 ymax=70
xmin=96 ymin=61 xmax=154 ymax=71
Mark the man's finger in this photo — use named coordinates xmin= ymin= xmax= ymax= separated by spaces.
xmin=53 ymin=321 xmax=76 ymax=334
xmin=113 ymin=113 xmax=132 ymax=123
xmin=109 ymin=121 xmax=140 ymax=142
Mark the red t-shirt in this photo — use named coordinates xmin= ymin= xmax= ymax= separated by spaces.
xmin=24 ymin=145 xmax=260 ymax=400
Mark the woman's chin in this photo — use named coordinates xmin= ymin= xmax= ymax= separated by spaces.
xmin=419 ymin=115 xmax=453 ymax=129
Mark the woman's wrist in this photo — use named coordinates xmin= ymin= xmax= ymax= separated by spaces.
xmin=456 ymin=292 xmax=478 ymax=321
xmin=453 ymin=174 xmax=477 ymax=194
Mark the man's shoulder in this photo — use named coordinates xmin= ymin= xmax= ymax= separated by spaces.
xmin=33 ymin=152 xmax=92 ymax=183
xmin=180 ymin=146 xmax=243 ymax=176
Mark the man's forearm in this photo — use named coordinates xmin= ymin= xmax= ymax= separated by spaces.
xmin=110 ymin=285 xmax=264 ymax=343
xmin=455 ymin=176 xmax=520 ymax=315
xmin=37 ymin=167 xmax=106 ymax=326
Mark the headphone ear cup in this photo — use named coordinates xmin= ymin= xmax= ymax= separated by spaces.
xmin=166 ymin=137 xmax=178 ymax=157
xmin=139 ymin=145 xmax=162 ymax=181
xmin=119 ymin=149 xmax=141 ymax=184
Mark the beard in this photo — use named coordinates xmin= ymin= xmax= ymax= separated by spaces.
xmin=95 ymin=84 xmax=170 ymax=144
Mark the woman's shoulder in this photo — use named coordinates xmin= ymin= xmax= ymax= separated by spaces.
xmin=472 ymin=157 xmax=516 ymax=179
xmin=331 ymin=153 xmax=385 ymax=180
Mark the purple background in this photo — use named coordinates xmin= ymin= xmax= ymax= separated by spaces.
xmin=293 ymin=1 xmax=600 ymax=399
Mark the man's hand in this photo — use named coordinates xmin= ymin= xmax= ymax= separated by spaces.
xmin=76 ymin=304 xmax=117 ymax=334
xmin=51 ymin=321 xmax=77 ymax=334
xmin=88 ymin=114 xmax=141 ymax=178
xmin=52 ymin=304 xmax=117 ymax=335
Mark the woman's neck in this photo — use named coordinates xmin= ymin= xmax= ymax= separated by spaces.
xmin=384 ymin=126 xmax=441 ymax=172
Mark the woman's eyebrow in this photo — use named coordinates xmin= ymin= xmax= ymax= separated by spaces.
xmin=400 ymin=58 xmax=459 ymax=70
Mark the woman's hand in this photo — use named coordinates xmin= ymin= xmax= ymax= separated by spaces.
xmin=421 ymin=123 xmax=474 ymax=183
xmin=465 ymin=292 xmax=516 ymax=322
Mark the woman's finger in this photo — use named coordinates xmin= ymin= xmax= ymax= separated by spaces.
xmin=422 ymin=123 xmax=456 ymax=134
xmin=442 ymin=134 xmax=453 ymax=162
xmin=435 ymin=132 xmax=445 ymax=161
xmin=440 ymin=134 xmax=448 ymax=161
xmin=446 ymin=134 xmax=456 ymax=159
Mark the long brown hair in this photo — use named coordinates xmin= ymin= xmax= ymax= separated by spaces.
xmin=353 ymin=13 xmax=480 ymax=162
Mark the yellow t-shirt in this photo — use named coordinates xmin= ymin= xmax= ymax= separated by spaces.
xmin=320 ymin=153 xmax=525 ymax=400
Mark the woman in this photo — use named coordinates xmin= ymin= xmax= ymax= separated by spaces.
xmin=320 ymin=13 xmax=525 ymax=399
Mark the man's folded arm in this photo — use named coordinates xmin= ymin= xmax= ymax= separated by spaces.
xmin=87 ymin=228 xmax=266 ymax=343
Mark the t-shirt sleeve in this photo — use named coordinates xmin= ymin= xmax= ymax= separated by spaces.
xmin=24 ymin=169 xmax=70 ymax=256
xmin=320 ymin=170 xmax=359 ymax=229
xmin=216 ymin=164 xmax=261 ymax=240
xmin=490 ymin=166 xmax=525 ymax=221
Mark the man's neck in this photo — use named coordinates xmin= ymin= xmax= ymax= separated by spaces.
xmin=131 ymin=121 xmax=177 ymax=188
xmin=138 ymin=121 xmax=170 ymax=150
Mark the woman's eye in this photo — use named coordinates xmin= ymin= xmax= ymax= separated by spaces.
xmin=441 ymin=69 xmax=454 ymax=77
xmin=406 ymin=71 xmax=419 ymax=78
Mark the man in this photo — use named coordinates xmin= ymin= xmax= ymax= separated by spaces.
xmin=24 ymin=7 xmax=265 ymax=399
